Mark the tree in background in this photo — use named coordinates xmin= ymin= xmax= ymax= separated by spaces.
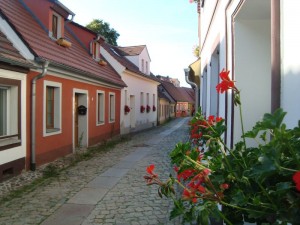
xmin=86 ymin=19 xmax=120 ymax=46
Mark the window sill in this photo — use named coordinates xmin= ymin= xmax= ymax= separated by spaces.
xmin=47 ymin=128 xmax=60 ymax=133
xmin=44 ymin=128 xmax=61 ymax=137
xmin=97 ymin=121 xmax=105 ymax=126
xmin=0 ymin=137 xmax=21 ymax=151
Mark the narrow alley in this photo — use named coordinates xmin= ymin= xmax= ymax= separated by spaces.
xmin=0 ymin=118 xmax=190 ymax=225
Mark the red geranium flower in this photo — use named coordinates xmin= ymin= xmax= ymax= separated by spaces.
xmin=216 ymin=69 xmax=236 ymax=93
xmin=182 ymin=189 xmax=197 ymax=203
xmin=293 ymin=171 xmax=300 ymax=191
xmin=146 ymin=164 xmax=158 ymax=178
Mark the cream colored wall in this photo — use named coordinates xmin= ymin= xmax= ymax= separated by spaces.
xmin=233 ymin=19 xmax=271 ymax=144
xmin=0 ymin=69 xmax=27 ymax=165
xmin=199 ymin=0 xmax=272 ymax=146
xmin=281 ymin=0 xmax=300 ymax=128
xmin=122 ymin=71 xmax=158 ymax=134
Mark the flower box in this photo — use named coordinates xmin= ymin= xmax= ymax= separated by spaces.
xmin=124 ymin=105 xmax=130 ymax=114
xmin=56 ymin=38 xmax=72 ymax=48
xmin=99 ymin=59 xmax=107 ymax=66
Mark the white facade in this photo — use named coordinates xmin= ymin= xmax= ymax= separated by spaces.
xmin=198 ymin=0 xmax=300 ymax=147
xmin=280 ymin=0 xmax=300 ymax=128
xmin=125 ymin=47 xmax=151 ymax=75
xmin=101 ymin=46 xmax=159 ymax=135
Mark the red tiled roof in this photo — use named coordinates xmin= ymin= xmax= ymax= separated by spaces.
xmin=116 ymin=45 xmax=146 ymax=56
xmin=0 ymin=30 xmax=33 ymax=68
xmin=102 ymin=42 xmax=159 ymax=84
xmin=160 ymin=80 xmax=194 ymax=103
xmin=1 ymin=0 xmax=126 ymax=87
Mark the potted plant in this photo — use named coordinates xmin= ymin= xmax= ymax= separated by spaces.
xmin=56 ymin=37 xmax=72 ymax=48
xmin=146 ymin=105 xmax=151 ymax=113
xmin=124 ymin=105 xmax=130 ymax=115
xmin=144 ymin=70 xmax=300 ymax=225
xmin=99 ymin=59 xmax=107 ymax=66
xmin=140 ymin=105 xmax=145 ymax=113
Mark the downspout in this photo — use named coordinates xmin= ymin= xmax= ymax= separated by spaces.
xmin=30 ymin=60 xmax=49 ymax=171
xmin=184 ymin=68 xmax=199 ymax=111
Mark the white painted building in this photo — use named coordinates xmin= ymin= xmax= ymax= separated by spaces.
xmin=101 ymin=44 xmax=160 ymax=134
xmin=198 ymin=0 xmax=300 ymax=147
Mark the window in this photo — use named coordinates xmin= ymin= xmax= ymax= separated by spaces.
xmin=145 ymin=61 xmax=148 ymax=74
xmin=153 ymin=94 xmax=155 ymax=106
xmin=97 ymin=91 xmax=105 ymax=125
xmin=140 ymin=92 xmax=144 ymax=106
xmin=46 ymin=87 xmax=54 ymax=129
xmin=91 ymin=42 xmax=99 ymax=60
xmin=44 ymin=81 xmax=62 ymax=136
xmin=0 ymin=78 xmax=21 ymax=150
xmin=52 ymin=14 xmax=58 ymax=39
xmin=124 ymin=90 xmax=128 ymax=105
xmin=141 ymin=59 xmax=144 ymax=72
xmin=146 ymin=93 xmax=149 ymax=106
xmin=50 ymin=12 xmax=62 ymax=39
xmin=109 ymin=92 xmax=115 ymax=123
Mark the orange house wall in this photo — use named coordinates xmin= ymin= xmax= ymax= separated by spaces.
xmin=26 ymin=71 xmax=121 ymax=169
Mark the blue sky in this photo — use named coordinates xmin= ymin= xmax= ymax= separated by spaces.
xmin=60 ymin=0 xmax=199 ymax=87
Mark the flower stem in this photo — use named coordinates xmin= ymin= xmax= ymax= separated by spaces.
xmin=215 ymin=208 xmax=233 ymax=225
xmin=220 ymin=201 xmax=263 ymax=214
xmin=237 ymin=93 xmax=247 ymax=149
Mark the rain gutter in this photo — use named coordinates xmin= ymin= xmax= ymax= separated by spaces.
xmin=30 ymin=59 xmax=49 ymax=171
xmin=184 ymin=68 xmax=199 ymax=111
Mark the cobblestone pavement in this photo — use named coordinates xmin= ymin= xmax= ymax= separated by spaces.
xmin=0 ymin=118 xmax=190 ymax=225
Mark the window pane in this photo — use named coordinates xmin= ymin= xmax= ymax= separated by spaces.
xmin=110 ymin=94 xmax=115 ymax=121
xmin=0 ymin=88 xmax=7 ymax=136
xmin=98 ymin=92 xmax=104 ymax=123
xmin=46 ymin=87 xmax=54 ymax=128
xmin=52 ymin=15 xmax=58 ymax=38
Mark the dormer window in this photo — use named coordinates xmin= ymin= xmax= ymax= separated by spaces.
xmin=52 ymin=14 xmax=58 ymax=38
xmin=50 ymin=12 xmax=63 ymax=39
xmin=90 ymin=41 xmax=100 ymax=60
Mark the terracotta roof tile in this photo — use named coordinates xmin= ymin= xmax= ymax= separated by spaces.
xmin=102 ymin=42 xmax=159 ymax=83
xmin=160 ymin=80 xmax=194 ymax=103
xmin=1 ymin=0 xmax=126 ymax=87
xmin=116 ymin=45 xmax=146 ymax=56
xmin=0 ymin=29 xmax=33 ymax=67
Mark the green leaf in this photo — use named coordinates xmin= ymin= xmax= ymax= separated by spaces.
xmin=169 ymin=200 xmax=184 ymax=220
xmin=231 ymin=189 xmax=248 ymax=206
xmin=276 ymin=182 xmax=292 ymax=191
xmin=198 ymin=209 xmax=209 ymax=225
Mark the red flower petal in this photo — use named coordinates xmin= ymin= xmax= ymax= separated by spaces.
xmin=292 ymin=171 xmax=300 ymax=191
xmin=146 ymin=164 xmax=155 ymax=175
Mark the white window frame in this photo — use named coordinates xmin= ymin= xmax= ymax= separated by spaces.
xmin=96 ymin=90 xmax=105 ymax=125
xmin=43 ymin=80 xmax=62 ymax=136
xmin=109 ymin=92 xmax=115 ymax=123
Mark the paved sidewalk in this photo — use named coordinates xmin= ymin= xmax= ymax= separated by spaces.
xmin=0 ymin=118 xmax=190 ymax=225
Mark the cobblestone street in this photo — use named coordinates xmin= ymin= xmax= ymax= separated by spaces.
xmin=0 ymin=118 xmax=190 ymax=225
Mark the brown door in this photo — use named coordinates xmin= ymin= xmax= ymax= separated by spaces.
xmin=74 ymin=94 xmax=79 ymax=147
